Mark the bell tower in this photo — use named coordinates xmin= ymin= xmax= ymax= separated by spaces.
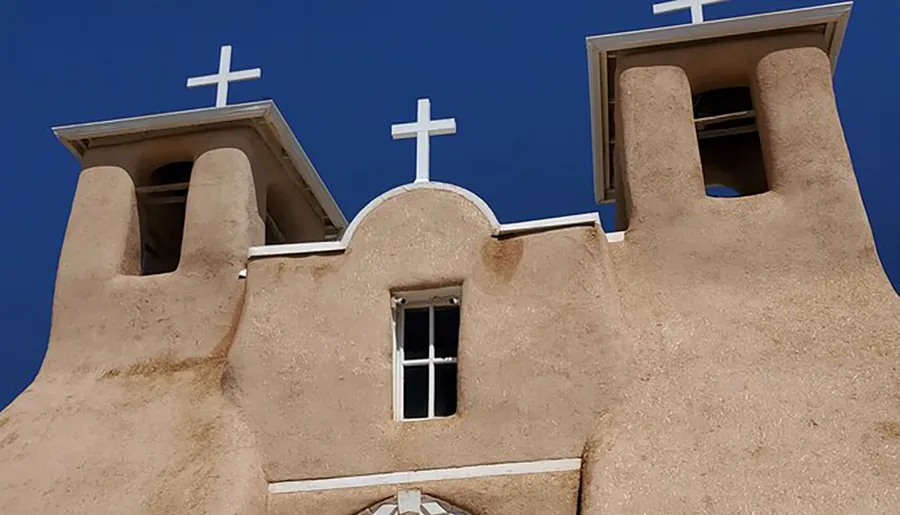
xmin=0 ymin=42 xmax=351 ymax=514
xmin=586 ymin=2 xmax=854 ymax=230
xmin=54 ymin=100 xmax=347 ymax=275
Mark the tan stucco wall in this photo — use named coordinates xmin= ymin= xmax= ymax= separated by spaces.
xmin=0 ymin=146 xmax=268 ymax=514
xmin=616 ymin=31 xmax=827 ymax=95
xmin=586 ymin=44 xmax=900 ymax=513
xmin=230 ymin=186 xmax=631 ymax=481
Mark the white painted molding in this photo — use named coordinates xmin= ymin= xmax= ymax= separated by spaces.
xmin=606 ymin=231 xmax=625 ymax=243
xmin=249 ymin=240 xmax=344 ymax=258
xmin=588 ymin=2 xmax=852 ymax=54
xmin=248 ymin=182 xmax=624 ymax=259
xmin=268 ymin=458 xmax=582 ymax=494
xmin=497 ymin=213 xmax=600 ymax=237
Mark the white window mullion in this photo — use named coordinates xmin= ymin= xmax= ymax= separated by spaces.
xmin=428 ymin=305 xmax=436 ymax=419
xmin=396 ymin=309 xmax=405 ymax=421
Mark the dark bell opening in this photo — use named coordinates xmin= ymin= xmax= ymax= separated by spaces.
xmin=693 ymin=86 xmax=754 ymax=118
xmin=138 ymin=161 xmax=193 ymax=275
xmin=693 ymin=87 xmax=769 ymax=198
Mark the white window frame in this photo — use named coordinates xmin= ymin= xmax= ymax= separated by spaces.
xmin=391 ymin=286 xmax=461 ymax=422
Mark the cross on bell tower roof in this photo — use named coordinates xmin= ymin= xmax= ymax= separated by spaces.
xmin=186 ymin=45 xmax=262 ymax=107
xmin=653 ymin=0 xmax=730 ymax=24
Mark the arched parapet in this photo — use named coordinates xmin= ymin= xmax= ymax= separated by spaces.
xmin=360 ymin=490 xmax=472 ymax=515
xmin=249 ymin=181 xmax=621 ymax=258
xmin=346 ymin=182 xmax=501 ymax=243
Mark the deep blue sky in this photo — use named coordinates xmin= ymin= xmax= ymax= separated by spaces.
xmin=0 ymin=0 xmax=896 ymax=409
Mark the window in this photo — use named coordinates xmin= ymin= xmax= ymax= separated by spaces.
xmin=693 ymin=86 xmax=769 ymax=197
xmin=393 ymin=287 xmax=461 ymax=421
xmin=136 ymin=161 xmax=192 ymax=275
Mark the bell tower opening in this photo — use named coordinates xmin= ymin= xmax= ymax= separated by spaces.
xmin=693 ymin=86 xmax=769 ymax=198
xmin=136 ymin=161 xmax=192 ymax=275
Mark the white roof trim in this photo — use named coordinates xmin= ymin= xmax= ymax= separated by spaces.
xmin=247 ymin=182 xmax=623 ymax=259
xmin=268 ymin=457 xmax=581 ymax=494
xmin=497 ymin=213 xmax=600 ymax=236
xmin=51 ymin=100 xmax=349 ymax=231
xmin=606 ymin=230 xmax=625 ymax=243
xmin=586 ymin=1 xmax=854 ymax=203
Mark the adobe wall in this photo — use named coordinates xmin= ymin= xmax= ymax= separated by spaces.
xmin=0 ymin=139 xmax=268 ymax=514
xmin=582 ymin=41 xmax=900 ymax=513
xmin=228 ymin=184 xmax=632 ymax=512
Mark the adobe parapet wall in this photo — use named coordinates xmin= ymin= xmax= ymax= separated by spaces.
xmin=232 ymin=183 xmax=631 ymax=476
xmin=229 ymin=182 xmax=634 ymax=513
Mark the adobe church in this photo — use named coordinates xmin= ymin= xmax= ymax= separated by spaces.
xmin=2 ymin=2 xmax=898 ymax=513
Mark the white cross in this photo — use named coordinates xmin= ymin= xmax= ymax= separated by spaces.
xmin=391 ymin=98 xmax=457 ymax=183
xmin=186 ymin=45 xmax=262 ymax=108
xmin=652 ymin=0 xmax=729 ymax=24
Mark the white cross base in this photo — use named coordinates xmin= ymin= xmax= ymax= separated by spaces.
xmin=186 ymin=45 xmax=262 ymax=108
xmin=391 ymin=98 xmax=457 ymax=184
xmin=652 ymin=0 xmax=729 ymax=24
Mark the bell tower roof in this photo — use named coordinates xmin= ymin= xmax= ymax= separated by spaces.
xmin=585 ymin=1 xmax=853 ymax=203
xmin=52 ymin=99 xmax=348 ymax=236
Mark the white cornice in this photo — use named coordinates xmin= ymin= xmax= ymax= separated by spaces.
xmin=268 ymin=457 xmax=582 ymax=494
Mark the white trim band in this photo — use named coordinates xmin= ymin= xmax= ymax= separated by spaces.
xmin=497 ymin=213 xmax=599 ymax=237
xmin=268 ymin=457 xmax=582 ymax=494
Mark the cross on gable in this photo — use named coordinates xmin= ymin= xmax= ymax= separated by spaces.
xmin=391 ymin=98 xmax=457 ymax=184
xmin=186 ymin=45 xmax=262 ymax=107
xmin=652 ymin=0 xmax=730 ymax=24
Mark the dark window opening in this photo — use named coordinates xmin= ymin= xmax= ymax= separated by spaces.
xmin=434 ymin=363 xmax=458 ymax=417
xmin=398 ymin=299 xmax=460 ymax=420
xmin=264 ymin=185 xmax=288 ymax=245
xmin=403 ymin=308 xmax=430 ymax=360
xmin=264 ymin=214 xmax=286 ymax=245
xmin=433 ymin=306 xmax=460 ymax=358
xmin=136 ymin=161 xmax=192 ymax=275
xmin=693 ymin=87 xmax=768 ymax=197
xmin=265 ymin=183 xmax=345 ymax=245
xmin=403 ymin=365 xmax=429 ymax=419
